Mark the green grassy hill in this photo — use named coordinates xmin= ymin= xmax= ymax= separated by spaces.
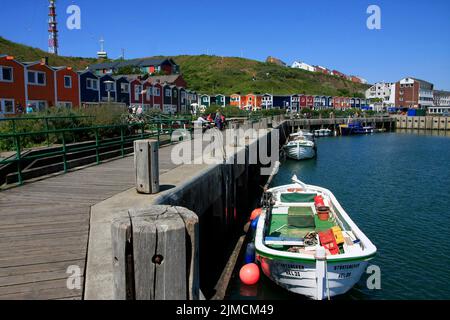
xmin=1 ymin=36 xmax=369 ymax=97
xmin=169 ymin=55 xmax=369 ymax=97
xmin=0 ymin=37 xmax=101 ymax=70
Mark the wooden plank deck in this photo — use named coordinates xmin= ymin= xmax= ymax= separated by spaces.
xmin=0 ymin=145 xmax=180 ymax=300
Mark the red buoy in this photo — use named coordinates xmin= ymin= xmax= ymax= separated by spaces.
xmin=250 ymin=208 xmax=262 ymax=221
xmin=239 ymin=263 xmax=260 ymax=285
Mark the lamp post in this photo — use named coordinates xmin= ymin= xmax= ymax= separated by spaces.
xmin=104 ymin=80 xmax=115 ymax=103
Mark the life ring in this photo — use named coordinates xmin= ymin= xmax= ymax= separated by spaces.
xmin=287 ymin=188 xmax=303 ymax=192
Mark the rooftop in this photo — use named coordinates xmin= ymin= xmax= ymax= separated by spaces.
xmin=147 ymin=74 xmax=183 ymax=84
xmin=88 ymin=58 xmax=177 ymax=71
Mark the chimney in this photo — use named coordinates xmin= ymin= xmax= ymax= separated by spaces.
xmin=41 ymin=57 xmax=49 ymax=65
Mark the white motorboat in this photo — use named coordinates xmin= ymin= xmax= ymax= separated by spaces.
xmin=314 ymin=128 xmax=332 ymax=137
xmin=254 ymin=175 xmax=377 ymax=300
xmin=283 ymin=131 xmax=316 ymax=160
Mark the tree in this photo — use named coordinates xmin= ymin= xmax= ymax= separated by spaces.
xmin=114 ymin=66 xmax=144 ymax=76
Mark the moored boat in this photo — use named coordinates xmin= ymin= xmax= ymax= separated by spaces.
xmin=339 ymin=122 xmax=374 ymax=135
xmin=314 ymin=128 xmax=332 ymax=137
xmin=283 ymin=131 xmax=316 ymax=160
xmin=254 ymin=175 xmax=377 ymax=300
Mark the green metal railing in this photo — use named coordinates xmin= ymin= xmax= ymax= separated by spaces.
xmin=0 ymin=115 xmax=195 ymax=186
xmin=0 ymin=115 xmax=95 ymax=132
xmin=0 ymin=115 xmax=95 ymax=148
xmin=0 ymin=112 xmax=283 ymax=186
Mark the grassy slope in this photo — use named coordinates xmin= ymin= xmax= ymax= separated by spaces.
xmin=151 ymin=55 xmax=369 ymax=97
xmin=0 ymin=37 xmax=369 ymax=96
xmin=0 ymin=36 xmax=101 ymax=70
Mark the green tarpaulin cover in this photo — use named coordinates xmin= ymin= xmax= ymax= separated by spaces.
xmin=287 ymin=206 xmax=315 ymax=228
xmin=280 ymin=193 xmax=317 ymax=203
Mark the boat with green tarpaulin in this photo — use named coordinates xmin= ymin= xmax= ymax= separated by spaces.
xmin=254 ymin=175 xmax=377 ymax=300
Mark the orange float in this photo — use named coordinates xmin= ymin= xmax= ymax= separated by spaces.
xmin=250 ymin=208 xmax=262 ymax=221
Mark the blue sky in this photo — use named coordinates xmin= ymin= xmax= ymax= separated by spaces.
xmin=1 ymin=0 xmax=449 ymax=89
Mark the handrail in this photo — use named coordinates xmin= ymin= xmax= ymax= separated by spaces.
xmin=0 ymin=123 xmax=151 ymax=138
xmin=0 ymin=117 xmax=195 ymax=186
xmin=0 ymin=115 xmax=94 ymax=122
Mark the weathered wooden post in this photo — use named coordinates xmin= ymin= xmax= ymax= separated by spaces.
xmin=134 ymin=139 xmax=159 ymax=194
xmin=111 ymin=206 xmax=199 ymax=300
xmin=230 ymin=122 xmax=239 ymax=147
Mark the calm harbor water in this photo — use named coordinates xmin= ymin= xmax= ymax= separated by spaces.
xmin=227 ymin=130 xmax=450 ymax=300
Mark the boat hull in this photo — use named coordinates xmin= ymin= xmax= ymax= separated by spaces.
xmin=284 ymin=145 xmax=316 ymax=160
xmin=258 ymin=255 xmax=369 ymax=299
xmin=341 ymin=125 xmax=374 ymax=135
xmin=255 ymin=181 xmax=377 ymax=300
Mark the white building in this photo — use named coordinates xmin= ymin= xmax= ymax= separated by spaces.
xmin=429 ymin=90 xmax=450 ymax=114
xmin=365 ymin=81 xmax=396 ymax=107
xmin=291 ymin=61 xmax=316 ymax=72
xmin=433 ymin=90 xmax=450 ymax=106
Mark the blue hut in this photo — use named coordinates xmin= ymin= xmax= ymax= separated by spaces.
xmin=326 ymin=96 xmax=333 ymax=108
xmin=273 ymin=95 xmax=290 ymax=109
xmin=199 ymin=94 xmax=210 ymax=107
xmin=320 ymin=96 xmax=327 ymax=109
xmin=99 ymin=74 xmax=117 ymax=102
xmin=114 ymin=76 xmax=130 ymax=105
xmin=215 ymin=94 xmax=226 ymax=107
xmin=78 ymin=70 xmax=100 ymax=103
xmin=179 ymin=87 xmax=187 ymax=113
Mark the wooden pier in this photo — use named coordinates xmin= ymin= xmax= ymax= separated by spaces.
xmin=0 ymin=146 xmax=181 ymax=299
xmin=288 ymin=116 xmax=396 ymax=132
xmin=0 ymin=116 xmax=286 ymax=300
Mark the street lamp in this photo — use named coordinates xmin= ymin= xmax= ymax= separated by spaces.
xmin=104 ymin=80 xmax=115 ymax=103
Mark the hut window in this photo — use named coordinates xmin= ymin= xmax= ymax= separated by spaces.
xmin=64 ymin=76 xmax=72 ymax=88
xmin=0 ymin=66 xmax=13 ymax=82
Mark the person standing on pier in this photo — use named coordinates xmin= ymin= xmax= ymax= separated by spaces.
xmin=215 ymin=109 xmax=223 ymax=130
xmin=137 ymin=105 xmax=143 ymax=118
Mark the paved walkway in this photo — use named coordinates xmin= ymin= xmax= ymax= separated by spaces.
xmin=0 ymin=145 xmax=180 ymax=299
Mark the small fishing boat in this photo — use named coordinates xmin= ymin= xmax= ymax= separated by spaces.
xmin=339 ymin=122 xmax=374 ymax=135
xmin=314 ymin=128 xmax=332 ymax=137
xmin=254 ymin=175 xmax=377 ymax=300
xmin=283 ymin=131 xmax=316 ymax=160
xmin=354 ymin=126 xmax=374 ymax=134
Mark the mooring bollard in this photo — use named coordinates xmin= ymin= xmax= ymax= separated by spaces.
xmin=134 ymin=139 xmax=159 ymax=194
xmin=111 ymin=205 xmax=199 ymax=300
